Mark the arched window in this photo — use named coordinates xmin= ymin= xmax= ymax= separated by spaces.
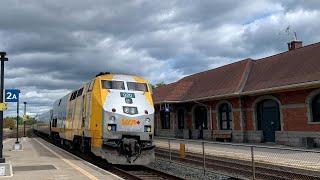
xmin=218 ymin=103 xmax=232 ymax=130
xmin=160 ymin=109 xmax=170 ymax=129
xmin=312 ymin=94 xmax=320 ymax=122
xmin=177 ymin=109 xmax=185 ymax=129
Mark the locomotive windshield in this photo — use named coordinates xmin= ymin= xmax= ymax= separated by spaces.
xmin=127 ymin=82 xmax=149 ymax=92
xmin=102 ymin=80 xmax=125 ymax=90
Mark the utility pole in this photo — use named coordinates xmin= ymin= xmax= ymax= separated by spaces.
xmin=23 ymin=102 xmax=26 ymax=137
xmin=0 ymin=52 xmax=8 ymax=163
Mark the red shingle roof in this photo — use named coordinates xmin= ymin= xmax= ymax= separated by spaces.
xmin=154 ymin=42 xmax=320 ymax=103
xmin=243 ymin=42 xmax=320 ymax=92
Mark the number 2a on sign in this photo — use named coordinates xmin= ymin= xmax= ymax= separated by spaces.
xmin=5 ymin=89 xmax=20 ymax=102
xmin=6 ymin=92 xmax=17 ymax=100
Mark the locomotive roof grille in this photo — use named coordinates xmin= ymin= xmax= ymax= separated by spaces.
xmin=95 ymin=72 xmax=111 ymax=77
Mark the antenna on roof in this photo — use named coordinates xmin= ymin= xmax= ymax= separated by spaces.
xmin=284 ymin=25 xmax=298 ymax=41
xmin=294 ymin=32 xmax=298 ymax=41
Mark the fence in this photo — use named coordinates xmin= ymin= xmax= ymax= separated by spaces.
xmin=155 ymin=137 xmax=320 ymax=180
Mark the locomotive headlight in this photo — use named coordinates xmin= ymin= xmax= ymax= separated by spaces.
xmin=130 ymin=108 xmax=136 ymax=114
xmin=123 ymin=107 xmax=130 ymax=114
xmin=144 ymin=125 xmax=151 ymax=132
xmin=107 ymin=125 xmax=112 ymax=131
xmin=109 ymin=116 xmax=116 ymax=123
xmin=145 ymin=118 xmax=151 ymax=123
xmin=125 ymin=98 xmax=133 ymax=104
xmin=107 ymin=124 xmax=117 ymax=131
xmin=123 ymin=106 xmax=138 ymax=115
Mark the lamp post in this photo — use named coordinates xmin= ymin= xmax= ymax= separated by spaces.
xmin=0 ymin=52 xmax=8 ymax=163
xmin=23 ymin=102 xmax=26 ymax=137
xmin=15 ymin=101 xmax=19 ymax=144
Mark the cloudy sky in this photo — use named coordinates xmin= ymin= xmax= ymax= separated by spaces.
xmin=1 ymin=0 xmax=320 ymax=116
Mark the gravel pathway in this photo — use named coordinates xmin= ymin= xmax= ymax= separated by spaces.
xmin=149 ymin=158 xmax=232 ymax=180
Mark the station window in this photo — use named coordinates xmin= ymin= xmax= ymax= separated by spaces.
xmin=218 ymin=103 xmax=232 ymax=130
xmin=102 ymin=80 xmax=125 ymax=90
xmin=127 ymin=82 xmax=148 ymax=92
xmin=312 ymin=94 xmax=320 ymax=122
xmin=160 ymin=109 xmax=170 ymax=129
xmin=177 ymin=109 xmax=185 ymax=129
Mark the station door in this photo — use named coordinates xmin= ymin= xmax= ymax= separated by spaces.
xmin=257 ymin=99 xmax=281 ymax=142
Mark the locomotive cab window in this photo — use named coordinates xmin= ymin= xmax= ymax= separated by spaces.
xmin=102 ymin=80 xmax=125 ymax=90
xmin=127 ymin=82 xmax=148 ymax=92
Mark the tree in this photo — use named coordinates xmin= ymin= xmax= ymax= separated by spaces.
xmin=151 ymin=81 xmax=166 ymax=89
xmin=4 ymin=116 xmax=37 ymax=126
xmin=4 ymin=117 xmax=15 ymax=129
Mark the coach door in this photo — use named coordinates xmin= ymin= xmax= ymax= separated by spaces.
xmin=257 ymin=99 xmax=281 ymax=142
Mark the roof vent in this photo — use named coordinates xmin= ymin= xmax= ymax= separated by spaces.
xmin=95 ymin=72 xmax=111 ymax=77
xmin=288 ymin=41 xmax=302 ymax=51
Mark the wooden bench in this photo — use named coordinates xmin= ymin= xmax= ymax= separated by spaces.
xmin=213 ymin=131 xmax=232 ymax=142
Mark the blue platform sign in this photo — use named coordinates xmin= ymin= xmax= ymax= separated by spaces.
xmin=5 ymin=89 xmax=20 ymax=102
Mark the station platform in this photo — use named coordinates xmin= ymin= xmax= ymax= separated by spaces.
xmin=3 ymin=137 xmax=122 ymax=180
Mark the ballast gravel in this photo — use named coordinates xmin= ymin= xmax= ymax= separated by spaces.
xmin=149 ymin=158 xmax=232 ymax=180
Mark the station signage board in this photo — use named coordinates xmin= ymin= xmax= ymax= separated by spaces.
xmin=5 ymin=89 xmax=20 ymax=102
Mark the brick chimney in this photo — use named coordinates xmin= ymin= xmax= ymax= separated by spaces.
xmin=288 ymin=41 xmax=302 ymax=51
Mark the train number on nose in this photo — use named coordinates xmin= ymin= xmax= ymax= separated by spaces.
xmin=121 ymin=119 xmax=138 ymax=125
xmin=120 ymin=92 xmax=135 ymax=98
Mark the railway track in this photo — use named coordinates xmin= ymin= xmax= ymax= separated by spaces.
xmin=155 ymin=148 xmax=320 ymax=180
xmin=110 ymin=165 xmax=184 ymax=180
xmin=34 ymin=132 xmax=183 ymax=180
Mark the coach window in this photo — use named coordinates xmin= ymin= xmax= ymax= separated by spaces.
xmin=312 ymin=94 xmax=320 ymax=122
xmin=77 ymin=88 xmax=84 ymax=97
xmin=88 ymin=81 xmax=94 ymax=92
xmin=219 ymin=103 xmax=232 ymax=130
xmin=160 ymin=109 xmax=170 ymax=129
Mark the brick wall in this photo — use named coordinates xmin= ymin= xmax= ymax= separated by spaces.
xmin=154 ymin=87 xmax=320 ymax=146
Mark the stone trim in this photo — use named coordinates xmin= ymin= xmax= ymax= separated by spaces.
xmin=281 ymin=103 xmax=306 ymax=109
xmin=276 ymin=131 xmax=320 ymax=147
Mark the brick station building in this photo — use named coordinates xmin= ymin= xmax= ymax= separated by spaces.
xmin=153 ymin=41 xmax=320 ymax=147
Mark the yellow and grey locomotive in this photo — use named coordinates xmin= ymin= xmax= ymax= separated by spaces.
xmin=34 ymin=72 xmax=155 ymax=165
